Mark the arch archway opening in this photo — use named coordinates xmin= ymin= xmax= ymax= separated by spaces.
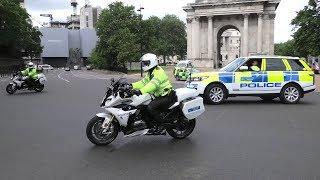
xmin=217 ymin=26 xmax=241 ymax=68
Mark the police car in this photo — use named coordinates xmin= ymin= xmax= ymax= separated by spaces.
xmin=174 ymin=60 xmax=199 ymax=81
xmin=187 ymin=56 xmax=316 ymax=104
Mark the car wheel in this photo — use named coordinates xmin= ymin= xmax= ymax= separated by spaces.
xmin=280 ymin=84 xmax=302 ymax=104
xmin=204 ymin=84 xmax=227 ymax=105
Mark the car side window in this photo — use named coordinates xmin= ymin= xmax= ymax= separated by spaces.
xmin=287 ymin=59 xmax=305 ymax=71
xmin=239 ymin=58 xmax=262 ymax=71
xmin=266 ymin=58 xmax=286 ymax=71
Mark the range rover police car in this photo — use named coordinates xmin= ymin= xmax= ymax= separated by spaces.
xmin=187 ymin=56 xmax=316 ymax=104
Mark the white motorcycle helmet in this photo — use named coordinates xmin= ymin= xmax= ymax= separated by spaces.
xmin=141 ymin=53 xmax=158 ymax=72
xmin=27 ymin=62 xmax=34 ymax=68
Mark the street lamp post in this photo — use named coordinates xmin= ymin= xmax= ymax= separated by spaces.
xmin=137 ymin=7 xmax=144 ymax=77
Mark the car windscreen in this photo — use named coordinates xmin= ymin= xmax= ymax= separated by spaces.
xmin=220 ymin=58 xmax=246 ymax=72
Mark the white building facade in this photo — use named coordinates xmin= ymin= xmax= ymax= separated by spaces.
xmin=184 ymin=0 xmax=281 ymax=68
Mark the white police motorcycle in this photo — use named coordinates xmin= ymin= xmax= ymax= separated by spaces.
xmin=6 ymin=72 xmax=47 ymax=94
xmin=86 ymin=78 xmax=205 ymax=146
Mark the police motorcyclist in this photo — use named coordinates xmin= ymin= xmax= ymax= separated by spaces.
xmin=131 ymin=53 xmax=175 ymax=133
xmin=21 ymin=62 xmax=38 ymax=88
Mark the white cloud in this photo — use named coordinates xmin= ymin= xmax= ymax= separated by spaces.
xmin=26 ymin=0 xmax=309 ymax=43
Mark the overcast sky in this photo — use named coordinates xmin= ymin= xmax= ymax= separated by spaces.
xmin=25 ymin=0 xmax=309 ymax=43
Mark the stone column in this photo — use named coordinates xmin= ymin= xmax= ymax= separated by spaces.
xmin=213 ymin=27 xmax=218 ymax=68
xmin=192 ymin=17 xmax=200 ymax=59
xmin=257 ymin=13 xmax=263 ymax=53
xmin=207 ymin=16 xmax=213 ymax=61
xmin=264 ymin=14 xmax=270 ymax=54
xmin=186 ymin=18 xmax=193 ymax=59
xmin=243 ymin=14 xmax=249 ymax=56
xmin=269 ymin=14 xmax=276 ymax=55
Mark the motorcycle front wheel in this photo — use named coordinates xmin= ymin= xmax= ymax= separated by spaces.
xmin=86 ymin=116 xmax=119 ymax=146
xmin=6 ymin=84 xmax=17 ymax=94
xmin=167 ymin=119 xmax=196 ymax=139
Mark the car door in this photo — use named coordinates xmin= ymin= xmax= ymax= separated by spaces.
xmin=232 ymin=58 xmax=265 ymax=94
xmin=264 ymin=58 xmax=288 ymax=93
xmin=286 ymin=58 xmax=314 ymax=88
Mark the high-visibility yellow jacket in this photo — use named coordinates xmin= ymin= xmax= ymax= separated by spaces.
xmin=251 ymin=66 xmax=260 ymax=71
xmin=132 ymin=66 xmax=173 ymax=97
xmin=21 ymin=68 xmax=38 ymax=80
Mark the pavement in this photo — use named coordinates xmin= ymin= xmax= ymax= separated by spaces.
xmin=0 ymin=69 xmax=320 ymax=180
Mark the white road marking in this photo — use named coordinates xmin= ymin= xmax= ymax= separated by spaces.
xmin=57 ymin=72 xmax=70 ymax=83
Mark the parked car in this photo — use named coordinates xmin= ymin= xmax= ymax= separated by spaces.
xmin=65 ymin=67 xmax=71 ymax=71
xmin=38 ymin=64 xmax=53 ymax=70
xmin=86 ymin=65 xmax=93 ymax=70
xmin=74 ymin=65 xmax=81 ymax=70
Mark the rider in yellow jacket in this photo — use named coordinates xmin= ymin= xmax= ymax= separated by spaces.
xmin=132 ymin=53 xmax=174 ymax=133
xmin=21 ymin=62 xmax=38 ymax=88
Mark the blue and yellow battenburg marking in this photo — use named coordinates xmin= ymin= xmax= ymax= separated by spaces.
xmin=204 ymin=71 xmax=313 ymax=88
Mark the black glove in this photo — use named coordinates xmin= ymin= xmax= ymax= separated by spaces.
xmin=132 ymin=89 xmax=142 ymax=96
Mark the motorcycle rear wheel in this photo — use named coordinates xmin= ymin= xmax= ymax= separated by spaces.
xmin=167 ymin=119 xmax=196 ymax=139
xmin=86 ymin=116 xmax=119 ymax=146
xmin=34 ymin=84 xmax=44 ymax=92
xmin=6 ymin=84 xmax=17 ymax=94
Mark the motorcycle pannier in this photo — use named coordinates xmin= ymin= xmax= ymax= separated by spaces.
xmin=181 ymin=97 xmax=205 ymax=120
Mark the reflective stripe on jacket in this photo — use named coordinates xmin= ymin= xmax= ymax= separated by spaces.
xmin=21 ymin=68 xmax=38 ymax=80
xmin=132 ymin=66 xmax=173 ymax=97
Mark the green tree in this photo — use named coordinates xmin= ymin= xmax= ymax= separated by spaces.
xmin=291 ymin=0 xmax=320 ymax=57
xmin=91 ymin=2 xmax=140 ymax=70
xmin=142 ymin=16 xmax=162 ymax=54
xmin=274 ymin=40 xmax=297 ymax=56
xmin=161 ymin=15 xmax=187 ymax=60
xmin=142 ymin=15 xmax=187 ymax=64
xmin=0 ymin=0 xmax=42 ymax=58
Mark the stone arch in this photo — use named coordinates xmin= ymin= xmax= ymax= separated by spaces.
xmin=184 ymin=0 xmax=280 ymax=68
xmin=216 ymin=24 xmax=242 ymax=68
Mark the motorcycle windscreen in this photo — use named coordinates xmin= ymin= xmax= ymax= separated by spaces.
xmin=181 ymin=97 xmax=205 ymax=120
